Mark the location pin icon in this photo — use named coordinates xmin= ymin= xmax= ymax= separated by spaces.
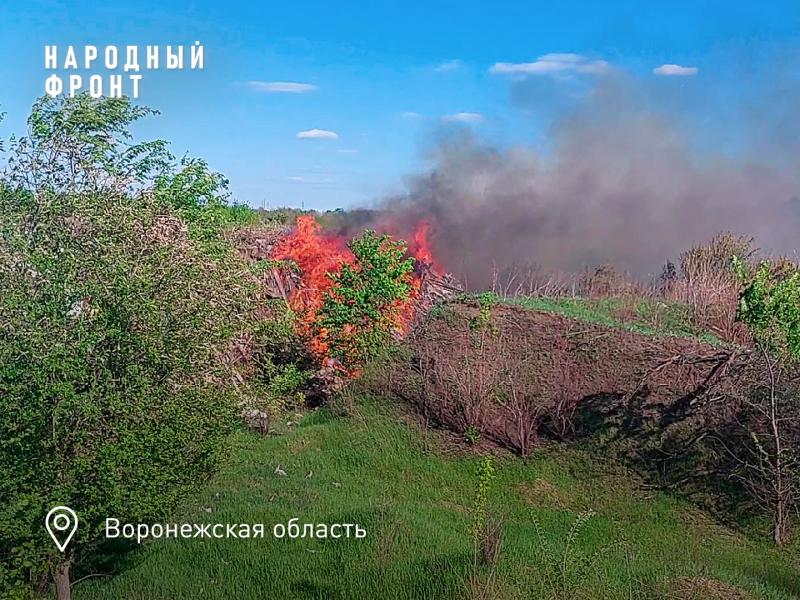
xmin=45 ymin=506 xmax=78 ymax=553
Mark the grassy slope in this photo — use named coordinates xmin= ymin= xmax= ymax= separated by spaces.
xmin=503 ymin=296 xmax=723 ymax=345
xmin=76 ymin=397 xmax=799 ymax=600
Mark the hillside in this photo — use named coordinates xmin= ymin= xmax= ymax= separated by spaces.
xmin=502 ymin=296 xmax=724 ymax=345
xmin=381 ymin=297 xmax=741 ymax=463
xmin=75 ymin=395 xmax=799 ymax=600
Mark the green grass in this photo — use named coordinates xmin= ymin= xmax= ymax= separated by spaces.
xmin=75 ymin=396 xmax=799 ymax=600
xmin=502 ymin=296 xmax=723 ymax=345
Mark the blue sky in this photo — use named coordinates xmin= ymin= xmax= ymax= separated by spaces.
xmin=0 ymin=0 xmax=798 ymax=210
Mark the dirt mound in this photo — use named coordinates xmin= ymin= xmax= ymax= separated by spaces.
xmin=379 ymin=299 xmax=744 ymax=457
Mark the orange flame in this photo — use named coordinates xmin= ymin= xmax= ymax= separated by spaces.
xmin=409 ymin=220 xmax=440 ymax=272
xmin=273 ymin=215 xmax=353 ymax=313
xmin=272 ymin=215 xmax=440 ymax=372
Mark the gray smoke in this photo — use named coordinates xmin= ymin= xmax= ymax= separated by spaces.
xmin=373 ymin=69 xmax=800 ymax=287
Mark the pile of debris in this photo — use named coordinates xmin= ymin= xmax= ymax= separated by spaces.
xmin=227 ymin=223 xmax=303 ymax=302
xmin=226 ymin=223 xmax=283 ymax=261
xmin=232 ymin=222 xmax=462 ymax=311
xmin=230 ymin=221 xmax=463 ymax=416
xmin=414 ymin=264 xmax=463 ymax=310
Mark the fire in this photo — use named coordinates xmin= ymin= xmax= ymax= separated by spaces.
xmin=272 ymin=215 xmax=353 ymax=316
xmin=408 ymin=220 xmax=443 ymax=274
xmin=272 ymin=214 xmax=439 ymax=371
xmin=272 ymin=215 xmax=353 ymax=365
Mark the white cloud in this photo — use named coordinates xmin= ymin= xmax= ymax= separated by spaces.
xmin=337 ymin=149 xmax=359 ymax=154
xmin=402 ymin=111 xmax=421 ymax=119
xmin=434 ymin=59 xmax=464 ymax=72
xmin=653 ymin=64 xmax=698 ymax=76
xmin=490 ymin=53 xmax=609 ymax=76
xmin=442 ymin=112 xmax=483 ymax=123
xmin=296 ymin=128 xmax=339 ymax=140
xmin=248 ymin=81 xmax=318 ymax=93
xmin=287 ymin=175 xmax=336 ymax=185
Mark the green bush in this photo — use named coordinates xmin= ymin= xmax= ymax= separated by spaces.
xmin=246 ymin=302 xmax=314 ymax=425
xmin=735 ymin=257 xmax=800 ymax=359
xmin=154 ymin=157 xmax=258 ymax=257
xmin=5 ymin=94 xmax=171 ymax=195
xmin=0 ymin=96 xmax=255 ymax=596
xmin=0 ymin=188 xmax=254 ymax=595
xmin=318 ymin=230 xmax=415 ymax=369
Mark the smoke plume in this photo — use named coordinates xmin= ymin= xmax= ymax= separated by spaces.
xmin=369 ymin=66 xmax=800 ymax=287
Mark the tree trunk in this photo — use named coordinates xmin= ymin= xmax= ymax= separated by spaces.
xmin=774 ymin=494 xmax=790 ymax=546
xmin=55 ymin=560 xmax=71 ymax=600
xmin=763 ymin=346 xmax=791 ymax=547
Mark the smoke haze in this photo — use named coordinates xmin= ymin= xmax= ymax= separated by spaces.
xmin=368 ymin=65 xmax=800 ymax=287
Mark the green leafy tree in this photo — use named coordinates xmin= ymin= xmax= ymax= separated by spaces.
xmin=0 ymin=96 xmax=254 ymax=598
xmin=318 ymin=231 xmax=415 ymax=369
xmin=153 ymin=156 xmax=258 ymax=257
xmin=5 ymin=94 xmax=171 ymax=195
xmin=734 ymin=256 xmax=800 ymax=545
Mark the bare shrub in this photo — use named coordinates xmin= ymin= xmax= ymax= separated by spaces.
xmin=663 ymin=233 xmax=755 ymax=344
xmin=578 ymin=264 xmax=640 ymax=299
xmin=725 ymin=350 xmax=800 ymax=546
xmin=479 ymin=513 xmax=505 ymax=567
xmin=497 ymin=348 xmax=545 ymax=457
xmin=394 ymin=300 xmax=737 ymax=459
xmin=428 ymin=324 xmax=501 ymax=432
xmin=411 ymin=302 xmax=561 ymax=454
xmin=487 ymin=232 xmax=758 ymax=345
xmin=328 ymin=385 xmax=363 ymax=420
xmin=491 ymin=261 xmax=577 ymax=298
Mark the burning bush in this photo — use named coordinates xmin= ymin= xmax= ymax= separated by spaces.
xmin=318 ymin=230 xmax=415 ymax=369
xmin=273 ymin=215 xmax=434 ymax=374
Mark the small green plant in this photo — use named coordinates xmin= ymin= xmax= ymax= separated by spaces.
xmin=470 ymin=456 xmax=497 ymax=540
xmin=469 ymin=292 xmax=496 ymax=331
xmin=465 ymin=426 xmax=482 ymax=445
xmin=429 ymin=303 xmax=446 ymax=320
xmin=466 ymin=455 xmax=503 ymax=600
xmin=530 ymin=509 xmax=627 ymax=599
xmin=479 ymin=293 xmax=495 ymax=324
xmin=469 ymin=292 xmax=497 ymax=335
xmin=429 ymin=302 xmax=459 ymax=327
